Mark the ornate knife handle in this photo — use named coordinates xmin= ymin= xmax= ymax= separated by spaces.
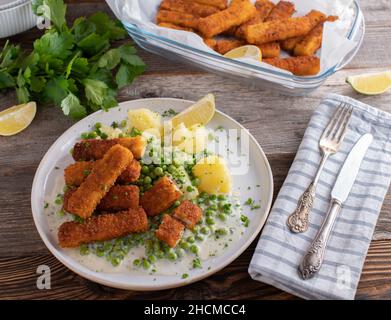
xmin=287 ymin=183 xmax=316 ymax=233
xmin=299 ymin=199 xmax=341 ymax=280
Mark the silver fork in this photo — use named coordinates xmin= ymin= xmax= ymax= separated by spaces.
xmin=286 ymin=102 xmax=353 ymax=233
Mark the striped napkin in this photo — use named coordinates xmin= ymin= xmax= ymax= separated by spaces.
xmin=249 ymin=93 xmax=391 ymax=300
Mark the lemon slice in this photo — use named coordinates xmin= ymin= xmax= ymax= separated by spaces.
xmin=346 ymin=71 xmax=391 ymax=95
xmin=171 ymin=94 xmax=215 ymax=128
xmin=223 ymin=45 xmax=262 ymax=62
xmin=0 ymin=102 xmax=37 ymax=136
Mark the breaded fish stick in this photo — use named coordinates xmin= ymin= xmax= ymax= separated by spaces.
xmin=58 ymin=207 xmax=149 ymax=248
xmin=264 ymin=56 xmax=320 ymax=76
xmin=264 ymin=0 xmax=295 ymax=22
xmin=155 ymin=214 xmax=185 ymax=247
xmin=281 ymin=10 xmax=326 ymax=52
xmin=245 ymin=16 xmax=314 ymax=45
xmin=156 ymin=10 xmax=200 ymax=29
xmin=158 ymin=22 xmax=194 ymax=32
xmin=235 ymin=0 xmax=275 ymax=38
xmin=172 ymin=200 xmax=202 ymax=229
xmin=215 ymin=38 xmax=246 ymax=54
xmin=72 ymin=136 xmax=146 ymax=161
xmin=98 ymin=185 xmax=139 ymax=211
xmin=197 ymin=0 xmax=257 ymax=38
xmin=293 ymin=16 xmax=338 ymax=56
xmin=64 ymin=159 xmax=141 ymax=186
xmin=258 ymin=42 xmax=281 ymax=58
xmin=204 ymin=38 xmax=217 ymax=50
xmin=66 ymin=144 xmax=132 ymax=219
xmin=184 ymin=0 xmax=227 ymax=10
xmin=160 ymin=0 xmax=220 ymax=17
xmin=140 ymin=176 xmax=182 ymax=216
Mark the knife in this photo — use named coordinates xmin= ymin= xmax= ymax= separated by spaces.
xmin=299 ymin=133 xmax=373 ymax=280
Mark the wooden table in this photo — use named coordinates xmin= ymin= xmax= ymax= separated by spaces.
xmin=1 ymin=0 xmax=391 ymax=300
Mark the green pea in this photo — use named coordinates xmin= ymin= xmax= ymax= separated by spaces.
xmin=162 ymin=165 xmax=168 ymax=171
xmin=187 ymin=236 xmax=195 ymax=243
xmin=173 ymin=200 xmax=181 ymax=207
xmin=121 ymin=120 xmax=127 ymax=128
xmin=209 ymin=204 xmax=218 ymax=210
xmin=148 ymin=255 xmax=157 ymax=264
xmin=217 ymin=194 xmax=226 ymax=201
xmin=81 ymin=132 xmax=89 ymax=139
xmin=187 ymin=186 xmax=195 ymax=192
xmin=96 ymin=248 xmax=105 ymax=257
xmin=154 ymin=167 xmax=164 ymax=176
xmin=192 ymin=225 xmax=200 ymax=234
xmin=173 ymin=159 xmax=181 ymax=167
xmin=149 ymin=172 xmax=156 ymax=179
xmin=143 ymin=259 xmax=151 ymax=269
xmin=95 ymin=122 xmax=102 ymax=129
xmin=217 ymin=213 xmax=226 ymax=221
xmin=103 ymin=242 xmax=113 ymax=251
xmin=206 ymin=217 xmax=215 ymax=225
xmin=200 ymin=227 xmax=209 ymax=235
xmin=133 ymin=259 xmax=141 ymax=266
xmin=79 ymin=245 xmax=89 ymax=256
xmin=205 ymin=209 xmax=214 ymax=217
xmin=144 ymin=176 xmax=152 ymax=185
xmin=195 ymin=235 xmax=204 ymax=242
xmin=168 ymin=165 xmax=176 ymax=173
xmin=168 ymin=251 xmax=178 ymax=261
xmin=190 ymin=244 xmax=199 ymax=254
xmin=100 ymin=132 xmax=108 ymax=140
xmin=200 ymin=192 xmax=208 ymax=199
xmin=88 ymin=131 xmax=97 ymax=139
xmin=111 ymin=258 xmax=121 ymax=267
xmin=215 ymin=228 xmax=228 ymax=236
xmin=176 ymin=248 xmax=185 ymax=258
xmin=142 ymin=165 xmax=149 ymax=174
xmin=209 ymin=194 xmax=217 ymax=200
xmin=180 ymin=241 xmax=190 ymax=250
xmin=192 ymin=178 xmax=200 ymax=186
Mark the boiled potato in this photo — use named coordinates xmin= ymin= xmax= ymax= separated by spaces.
xmin=172 ymin=123 xmax=208 ymax=154
xmin=192 ymin=155 xmax=232 ymax=194
xmin=128 ymin=108 xmax=162 ymax=137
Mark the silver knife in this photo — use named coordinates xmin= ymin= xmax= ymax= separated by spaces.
xmin=299 ymin=133 xmax=373 ymax=280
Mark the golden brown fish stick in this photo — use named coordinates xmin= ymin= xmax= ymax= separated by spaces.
xmin=160 ymin=0 xmax=220 ymax=17
xmin=156 ymin=10 xmax=200 ymax=29
xmin=258 ymin=42 xmax=281 ymax=58
xmin=58 ymin=207 xmax=149 ymax=248
xmin=215 ymin=38 xmax=246 ymax=54
xmin=264 ymin=56 xmax=320 ymax=76
xmin=204 ymin=38 xmax=217 ymax=50
xmin=281 ymin=10 xmax=326 ymax=52
xmin=197 ymin=0 xmax=257 ymax=38
xmin=184 ymin=0 xmax=227 ymax=10
xmin=65 ymin=159 xmax=141 ymax=186
xmin=155 ymin=214 xmax=185 ymax=247
xmin=158 ymin=22 xmax=194 ymax=32
xmin=97 ymin=185 xmax=139 ymax=211
xmin=66 ymin=144 xmax=132 ymax=219
xmin=245 ymin=16 xmax=314 ymax=45
xmin=235 ymin=0 xmax=275 ymax=38
xmin=72 ymin=136 xmax=146 ymax=161
xmin=140 ymin=176 xmax=182 ymax=216
xmin=264 ymin=0 xmax=295 ymax=22
xmin=172 ymin=200 xmax=202 ymax=229
xmin=293 ymin=16 xmax=338 ymax=56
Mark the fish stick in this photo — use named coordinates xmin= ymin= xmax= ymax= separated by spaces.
xmin=72 ymin=136 xmax=146 ymax=161
xmin=258 ymin=42 xmax=281 ymax=58
xmin=155 ymin=214 xmax=185 ymax=247
xmin=235 ymin=0 xmax=275 ymax=38
xmin=64 ymin=159 xmax=141 ymax=186
xmin=197 ymin=0 xmax=257 ymax=38
xmin=158 ymin=22 xmax=194 ymax=32
xmin=160 ymin=0 xmax=220 ymax=17
xmin=58 ymin=207 xmax=149 ymax=248
xmin=293 ymin=15 xmax=338 ymax=56
xmin=172 ymin=200 xmax=202 ymax=229
xmin=66 ymin=144 xmax=132 ymax=219
xmin=264 ymin=56 xmax=320 ymax=76
xmin=245 ymin=16 xmax=314 ymax=45
xmin=184 ymin=0 xmax=227 ymax=10
xmin=215 ymin=38 xmax=246 ymax=54
xmin=281 ymin=10 xmax=326 ymax=52
xmin=156 ymin=10 xmax=200 ymax=29
xmin=97 ymin=185 xmax=139 ymax=211
xmin=264 ymin=0 xmax=295 ymax=22
xmin=140 ymin=176 xmax=182 ymax=216
xmin=204 ymin=38 xmax=217 ymax=50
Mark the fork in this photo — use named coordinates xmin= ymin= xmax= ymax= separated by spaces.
xmin=286 ymin=102 xmax=353 ymax=233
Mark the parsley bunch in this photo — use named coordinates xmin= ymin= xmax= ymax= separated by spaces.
xmin=0 ymin=0 xmax=145 ymax=119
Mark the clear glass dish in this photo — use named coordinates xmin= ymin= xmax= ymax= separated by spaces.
xmin=122 ymin=1 xmax=365 ymax=95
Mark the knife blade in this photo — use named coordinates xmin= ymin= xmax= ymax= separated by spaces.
xmin=331 ymin=133 xmax=373 ymax=203
xmin=299 ymin=133 xmax=373 ymax=279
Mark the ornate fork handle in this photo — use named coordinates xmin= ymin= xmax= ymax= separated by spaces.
xmin=287 ymin=183 xmax=316 ymax=233
xmin=299 ymin=199 xmax=341 ymax=279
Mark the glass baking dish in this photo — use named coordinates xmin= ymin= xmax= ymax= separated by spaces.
xmin=122 ymin=0 xmax=365 ymax=95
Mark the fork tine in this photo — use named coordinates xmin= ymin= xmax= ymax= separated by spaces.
xmin=334 ymin=104 xmax=353 ymax=143
xmin=321 ymin=102 xmax=345 ymax=140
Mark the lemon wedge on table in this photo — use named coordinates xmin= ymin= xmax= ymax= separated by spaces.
xmin=346 ymin=71 xmax=391 ymax=95
xmin=0 ymin=102 xmax=37 ymax=136
xmin=171 ymin=94 xmax=215 ymax=128
xmin=223 ymin=45 xmax=262 ymax=62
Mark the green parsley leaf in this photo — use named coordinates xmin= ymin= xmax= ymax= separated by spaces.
xmin=44 ymin=77 xmax=69 ymax=104
xmin=60 ymin=92 xmax=87 ymax=119
xmin=98 ymin=48 xmax=121 ymax=70
xmin=83 ymin=78 xmax=107 ymax=105
xmin=88 ymin=12 xmax=126 ymax=40
xmin=33 ymin=31 xmax=74 ymax=60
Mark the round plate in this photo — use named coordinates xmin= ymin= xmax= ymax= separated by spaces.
xmin=31 ymin=98 xmax=273 ymax=291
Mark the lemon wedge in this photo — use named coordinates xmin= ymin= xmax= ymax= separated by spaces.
xmin=0 ymin=102 xmax=37 ymax=136
xmin=346 ymin=71 xmax=391 ymax=95
xmin=223 ymin=45 xmax=262 ymax=62
xmin=171 ymin=94 xmax=215 ymax=128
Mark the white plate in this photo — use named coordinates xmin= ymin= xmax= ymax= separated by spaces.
xmin=31 ymin=98 xmax=273 ymax=291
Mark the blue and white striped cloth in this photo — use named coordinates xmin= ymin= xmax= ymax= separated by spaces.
xmin=249 ymin=93 xmax=391 ymax=300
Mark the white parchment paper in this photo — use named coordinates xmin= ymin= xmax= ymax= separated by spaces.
xmin=106 ymin=0 xmax=359 ymax=76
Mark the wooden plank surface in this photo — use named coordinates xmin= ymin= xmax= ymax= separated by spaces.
xmin=0 ymin=0 xmax=391 ymax=300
